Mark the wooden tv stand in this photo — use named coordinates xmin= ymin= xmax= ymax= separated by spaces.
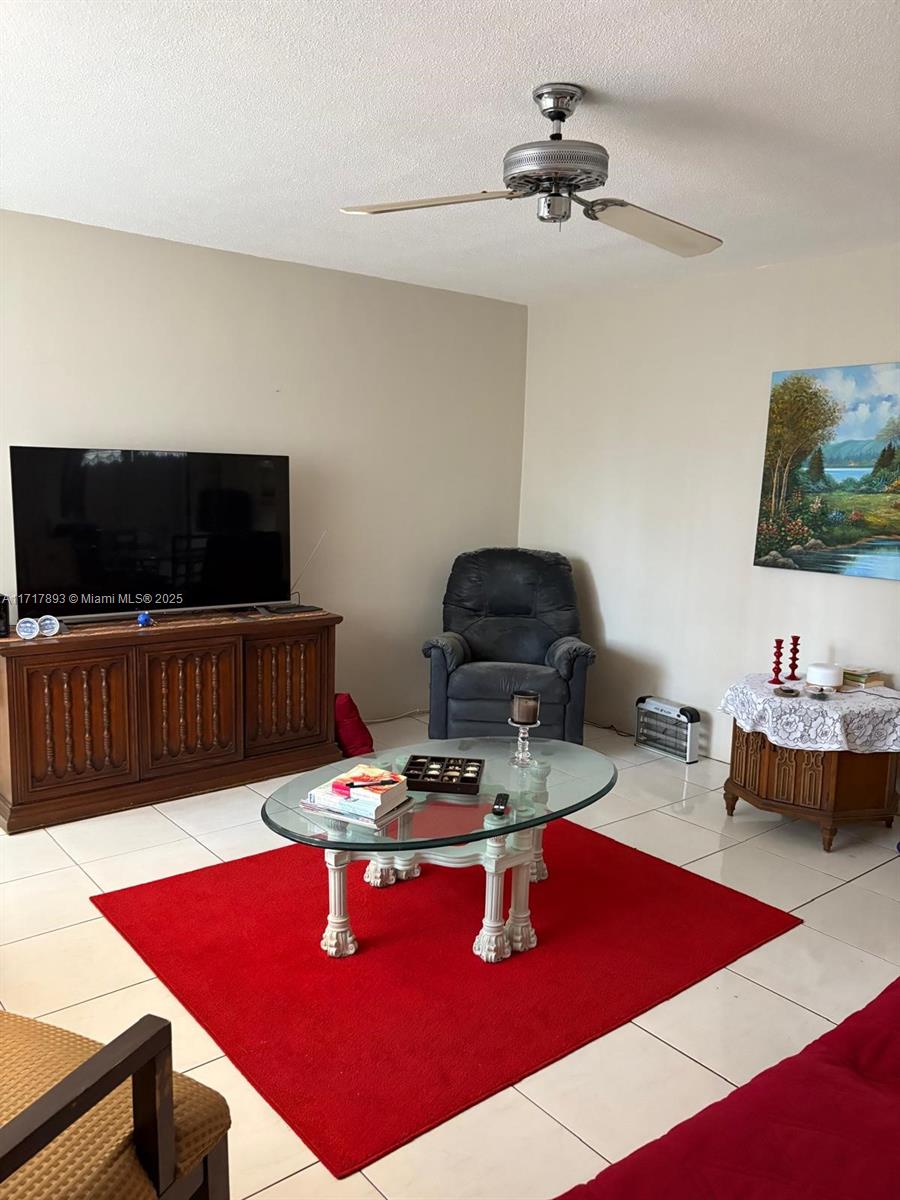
xmin=0 ymin=609 xmax=343 ymax=833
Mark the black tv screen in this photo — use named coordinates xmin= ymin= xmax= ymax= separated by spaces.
xmin=10 ymin=446 xmax=291 ymax=618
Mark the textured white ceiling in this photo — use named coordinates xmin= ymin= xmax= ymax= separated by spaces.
xmin=2 ymin=0 xmax=899 ymax=303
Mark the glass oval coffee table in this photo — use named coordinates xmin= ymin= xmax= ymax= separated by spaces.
xmin=262 ymin=736 xmax=617 ymax=963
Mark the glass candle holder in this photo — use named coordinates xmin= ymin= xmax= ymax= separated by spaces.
xmin=509 ymin=692 xmax=541 ymax=767
xmin=510 ymin=691 xmax=540 ymax=725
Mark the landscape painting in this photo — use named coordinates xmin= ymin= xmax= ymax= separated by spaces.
xmin=754 ymin=361 xmax=900 ymax=580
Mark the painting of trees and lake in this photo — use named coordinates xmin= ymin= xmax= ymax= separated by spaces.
xmin=754 ymin=361 xmax=900 ymax=580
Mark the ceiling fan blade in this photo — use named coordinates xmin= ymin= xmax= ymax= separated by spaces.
xmin=584 ymin=200 xmax=722 ymax=256
xmin=341 ymin=190 xmax=519 ymax=215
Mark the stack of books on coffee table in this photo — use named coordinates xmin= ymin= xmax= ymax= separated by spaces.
xmin=303 ymin=764 xmax=409 ymax=828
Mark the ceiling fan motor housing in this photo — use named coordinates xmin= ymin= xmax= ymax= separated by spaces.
xmin=502 ymin=139 xmax=610 ymax=196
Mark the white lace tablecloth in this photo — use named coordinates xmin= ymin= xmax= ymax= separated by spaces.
xmin=720 ymin=673 xmax=900 ymax=753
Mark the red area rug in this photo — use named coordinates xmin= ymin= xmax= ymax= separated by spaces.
xmin=92 ymin=822 xmax=800 ymax=1177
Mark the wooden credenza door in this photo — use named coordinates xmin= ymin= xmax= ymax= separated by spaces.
xmin=139 ymin=638 xmax=242 ymax=775
xmin=244 ymin=630 xmax=328 ymax=754
xmin=15 ymin=649 xmax=138 ymax=799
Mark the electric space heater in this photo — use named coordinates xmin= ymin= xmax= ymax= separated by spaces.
xmin=635 ymin=696 xmax=700 ymax=764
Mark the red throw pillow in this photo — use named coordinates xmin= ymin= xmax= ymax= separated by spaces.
xmin=334 ymin=693 xmax=374 ymax=756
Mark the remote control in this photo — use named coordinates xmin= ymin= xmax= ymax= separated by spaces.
xmin=492 ymin=792 xmax=510 ymax=816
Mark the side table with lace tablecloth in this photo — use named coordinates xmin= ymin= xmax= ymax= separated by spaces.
xmin=719 ymin=673 xmax=900 ymax=851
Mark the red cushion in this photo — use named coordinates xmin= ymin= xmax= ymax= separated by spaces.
xmin=555 ymin=979 xmax=900 ymax=1200
xmin=334 ymin=693 xmax=374 ymax=757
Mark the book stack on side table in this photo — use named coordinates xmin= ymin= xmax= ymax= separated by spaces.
xmin=303 ymin=764 xmax=409 ymax=828
xmin=842 ymin=667 xmax=886 ymax=690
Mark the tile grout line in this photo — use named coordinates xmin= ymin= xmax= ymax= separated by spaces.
xmin=722 ymin=962 xmax=859 ymax=1024
xmin=45 ymin=832 xmax=190 ymax=870
xmin=594 ymin=807 xmax=723 ymax=838
xmin=680 ymin=835 xmax=859 ymax=878
xmin=44 ymin=806 xmax=186 ymax=850
xmin=1 ymin=861 xmax=89 ymax=885
xmin=241 ymin=1165 xmax=318 ymax=1200
xmin=154 ymin=812 xmax=276 ymax=841
xmin=720 ymin=965 xmax=839 ymax=1025
xmin=359 ymin=1168 xmax=390 ymax=1199
xmin=655 ymin=811 xmax=801 ymax=845
xmin=36 ymin=973 xmax=158 ymax=1019
xmin=512 ymin=1085 xmax=612 ymax=1166
xmin=626 ymin=1021 xmax=741 ymax=1089
xmin=787 ymin=876 xmax=877 ymax=914
xmin=0 ymin=913 xmax=104 ymax=948
xmin=598 ymin=814 xmax=896 ymax=938
xmin=2 ymin=838 xmax=233 ymax=891
xmin=1 ymin=856 xmax=99 ymax=894
xmin=184 ymin=1052 xmax=226 ymax=1074
xmin=77 ymin=860 xmax=108 ymax=893
xmin=78 ymin=832 xmax=228 ymax=880
xmin=242 ymin=1161 xmax=389 ymax=1200
xmin=4 ymin=821 xmax=83 ymax=887
xmin=31 ymin=827 xmax=82 ymax=873
xmin=199 ymin=838 xmax=227 ymax=865
xmin=681 ymin=853 xmax=860 ymax=914
xmin=4 ymin=837 xmax=225 ymax=931
xmin=841 ymin=854 xmax=900 ymax=892
xmin=683 ymin=826 xmax=898 ymax=877
xmin=786 ymin=914 xmax=900 ymax=968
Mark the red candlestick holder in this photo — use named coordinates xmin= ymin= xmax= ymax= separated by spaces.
xmin=768 ymin=638 xmax=784 ymax=685
xmin=785 ymin=635 xmax=801 ymax=681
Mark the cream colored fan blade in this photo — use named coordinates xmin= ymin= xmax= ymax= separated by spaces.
xmin=585 ymin=200 xmax=722 ymax=256
xmin=341 ymin=190 xmax=520 ymax=215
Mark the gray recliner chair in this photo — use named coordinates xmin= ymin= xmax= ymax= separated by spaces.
xmin=423 ymin=548 xmax=596 ymax=742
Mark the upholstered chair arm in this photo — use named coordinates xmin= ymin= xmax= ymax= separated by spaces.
xmin=546 ymin=636 xmax=597 ymax=681
xmin=423 ymin=633 xmax=471 ymax=739
xmin=422 ymin=632 xmax=471 ymax=674
xmin=0 ymin=1014 xmax=176 ymax=1192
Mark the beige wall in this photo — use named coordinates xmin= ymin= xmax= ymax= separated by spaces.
xmin=0 ymin=212 xmax=527 ymax=718
xmin=520 ymin=245 xmax=900 ymax=761
xmin=4 ymin=214 xmax=898 ymax=760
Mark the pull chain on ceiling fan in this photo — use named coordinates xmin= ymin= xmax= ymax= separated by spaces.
xmin=341 ymin=83 xmax=722 ymax=257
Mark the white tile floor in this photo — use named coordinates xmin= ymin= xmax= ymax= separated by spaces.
xmin=0 ymin=715 xmax=897 ymax=1199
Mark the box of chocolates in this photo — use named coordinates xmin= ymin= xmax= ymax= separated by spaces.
xmin=399 ymin=755 xmax=485 ymax=795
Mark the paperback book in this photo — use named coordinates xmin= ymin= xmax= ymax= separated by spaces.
xmin=297 ymin=794 xmax=414 ymax=830
xmin=307 ymin=764 xmax=407 ymax=822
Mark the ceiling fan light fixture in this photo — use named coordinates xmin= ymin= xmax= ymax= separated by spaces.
xmin=537 ymin=193 xmax=571 ymax=223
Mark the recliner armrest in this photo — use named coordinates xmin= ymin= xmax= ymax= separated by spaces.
xmin=546 ymin=636 xmax=597 ymax=680
xmin=422 ymin=632 xmax=471 ymax=673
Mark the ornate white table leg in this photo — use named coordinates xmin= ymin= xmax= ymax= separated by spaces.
xmin=529 ymin=765 xmax=551 ymax=881
xmin=530 ymin=823 xmax=549 ymax=882
xmin=394 ymin=813 xmax=420 ymax=880
xmin=473 ymin=836 xmax=511 ymax=963
xmin=364 ymin=858 xmax=397 ymax=887
xmin=321 ymin=850 xmax=358 ymax=957
xmin=506 ymin=830 xmax=538 ymax=952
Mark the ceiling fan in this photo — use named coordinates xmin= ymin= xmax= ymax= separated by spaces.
xmin=342 ymin=83 xmax=722 ymax=257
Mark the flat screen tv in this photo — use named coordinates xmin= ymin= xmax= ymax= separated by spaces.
xmin=10 ymin=446 xmax=291 ymax=619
